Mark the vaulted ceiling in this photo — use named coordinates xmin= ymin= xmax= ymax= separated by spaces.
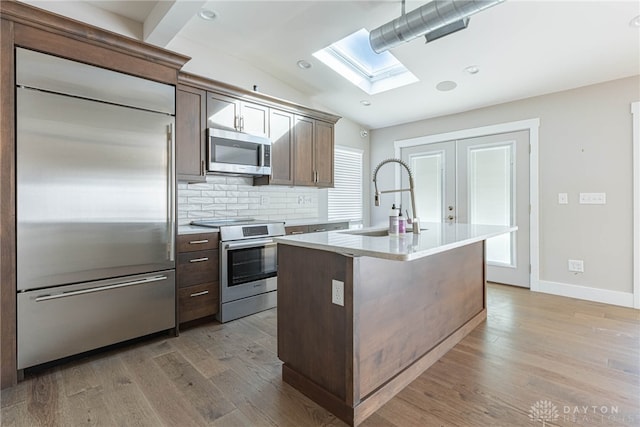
xmin=25 ymin=1 xmax=640 ymax=129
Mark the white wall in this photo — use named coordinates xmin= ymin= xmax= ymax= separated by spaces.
xmin=371 ymin=76 xmax=640 ymax=302
xmin=24 ymin=1 xmax=143 ymax=39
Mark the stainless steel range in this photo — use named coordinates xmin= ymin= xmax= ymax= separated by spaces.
xmin=191 ymin=219 xmax=285 ymax=322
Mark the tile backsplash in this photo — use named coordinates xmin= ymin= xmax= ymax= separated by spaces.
xmin=177 ymin=176 xmax=320 ymax=225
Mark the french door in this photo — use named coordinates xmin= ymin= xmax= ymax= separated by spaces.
xmin=400 ymin=131 xmax=530 ymax=287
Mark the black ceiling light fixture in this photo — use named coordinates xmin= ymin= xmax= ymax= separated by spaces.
xmin=369 ymin=0 xmax=505 ymax=53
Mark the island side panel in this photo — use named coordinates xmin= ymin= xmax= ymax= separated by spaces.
xmin=277 ymin=244 xmax=352 ymax=403
xmin=355 ymin=241 xmax=486 ymax=399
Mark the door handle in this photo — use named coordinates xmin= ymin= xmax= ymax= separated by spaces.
xmin=189 ymin=239 xmax=209 ymax=245
xmin=35 ymin=276 xmax=168 ymax=302
xmin=225 ymin=239 xmax=276 ymax=250
xmin=190 ymin=290 xmax=209 ymax=297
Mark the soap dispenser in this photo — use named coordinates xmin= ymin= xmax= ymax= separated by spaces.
xmin=389 ymin=204 xmax=400 ymax=236
xmin=398 ymin=209 xmax=406 ymax=234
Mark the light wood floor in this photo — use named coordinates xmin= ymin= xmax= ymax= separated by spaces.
xmin=1 ymin=284 xmax=638 ymax=427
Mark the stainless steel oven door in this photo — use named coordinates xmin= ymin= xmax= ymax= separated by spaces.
xmin=220 ymin=238 xmax=277 ymax=303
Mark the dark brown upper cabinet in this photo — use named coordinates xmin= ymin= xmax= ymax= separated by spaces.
xmin=206 ymin=92 xmax=269 ymax=137
xmin=177 ymin=72 xmax=339 ymax=187
xmin=176 ymin=85 xmax=207 ymax=182
xmin=293 ymin=116 xmax=334 ymax=188
xmin=255 ymin=108 xmax=294 ymax=186
xmin=314 ymin=119 xmax=334 ymax=188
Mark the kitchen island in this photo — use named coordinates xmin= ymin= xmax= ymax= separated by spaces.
xmin=274 ymin=222 xmax=516 ymax=426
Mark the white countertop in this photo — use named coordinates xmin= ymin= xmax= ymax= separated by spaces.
xmin=274 ymin=222 xmax=517 ymax=261
xmin=283 ymin=218 xmax=353 ymax=227
xmin=179 ymin=218 xmax=354 ymax=234
xmin=178 ymin=225 xmax=219 ymax=235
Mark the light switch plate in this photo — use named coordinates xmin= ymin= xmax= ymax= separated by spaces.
xmin=331 ymin=280 xmax=344 ymax=306
xmin=558 ymin=193 xmax=568 ymax=204
xmin=579 ymin=193 xmax=606 ymax=204
xmin=568 ymin=259 xmax=584 ymax=272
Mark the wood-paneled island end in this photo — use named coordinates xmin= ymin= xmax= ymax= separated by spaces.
xmin=275 ymin=223 xmax=515 ymax=426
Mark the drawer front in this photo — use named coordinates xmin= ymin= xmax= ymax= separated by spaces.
xmin=18 ymin=271 xmax=175 ymax=369
xmin=177 ymin=232 xmax=219 ymax=252
xmin=309 ymin=222 xmax=349 ymax=232
xmin=328 ymin=222 xmax=349 ymax=231
xmin=309 ymin=223 xmax=331 ymax=233
xmin=285 ymin=225 xmax=309 ymax=235
xmin=179 ymin=282 xmax=218 ymax=323
xmin=177 ymin=249 xmax=218 ymax=288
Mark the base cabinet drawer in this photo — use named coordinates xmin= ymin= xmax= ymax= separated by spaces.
xmin=177 ymin=249 xmax=218 ymax=288
xmin=18 ymin=271 xmax=175 ymax=369
xmin=285 ymin=225 xmax=309 ymax=235
xmin=177 ymin=232 xmax=219 ymax=252
xmin=179 ymin=282 xmax=218 ymax=323
xmin=309 ymin=222 xmax=349 ymax=232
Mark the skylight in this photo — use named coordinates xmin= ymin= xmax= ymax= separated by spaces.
xmin=313 ymin=28 xmax=418 ymax=95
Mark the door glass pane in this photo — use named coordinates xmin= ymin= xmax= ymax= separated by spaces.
xmin=227 ymin=246 xmax=277 ymax=287
xmin=468 ymin=145 xmax=513 ymax=265
xmin=411 ymin=153 xmax=443 ymax=222
xmin=212 ymin=138 xmax=259 ymax=166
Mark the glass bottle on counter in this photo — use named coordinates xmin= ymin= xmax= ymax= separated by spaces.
xmin=389 ymin=204 xmax=399 ymax=236
xmin=398 ymin=209 xmax=406 ymax=234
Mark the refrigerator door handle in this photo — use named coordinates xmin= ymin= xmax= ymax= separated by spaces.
xmin=167 ymin=123 xmax=176 ymax=262
xmin=34 ymin=275 xmax=169 ymax=302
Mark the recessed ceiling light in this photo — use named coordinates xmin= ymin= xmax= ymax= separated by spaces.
xmin=630 ymin=15 xmax=640 ymax=28
xmin=436 ymin=81 xmax=457 ymax=91
xmin=464 ymin=65 xmax=480 ymax=75
xmin=198 ymin=9 xmax=218 ymax=21
xmin=360 ymin=100 xmax=371 ymax=106
xmin=297 ymin=60 xmax=312 ymax=70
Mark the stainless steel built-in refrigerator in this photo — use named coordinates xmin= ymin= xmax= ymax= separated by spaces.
xmin=16 ymin=48 xmax=176 ymax=369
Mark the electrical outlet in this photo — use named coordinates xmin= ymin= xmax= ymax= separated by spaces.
xmin=332 ymin=280 xmax=344 ymax=306
xmin=568 ymin=259 xmax=584 ymax=273
xmin=260 ymin=195 xmax=269 ymax=205
xmin=558 ymin=193 xmax=568 ymax=204
xmin=579 ymin=193 xmax=606 ymax=204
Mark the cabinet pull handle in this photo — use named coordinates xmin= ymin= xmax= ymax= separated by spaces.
xmin=35 ymin=276 xmax=168 ymax=302
xmin=201 ymin=159 xmax=205 ymax=176
xmin=290 ymin=231 xmax=305 ymax=235
xmin=189 ymin=239 xmax=209 ymax=244
xmin=190 ymin=290 xmax=209 ymax=297
xmin=314 ymin=228 xmax=327 ymax=232
xmin=189 ymin=257 xmax=209 ymax=263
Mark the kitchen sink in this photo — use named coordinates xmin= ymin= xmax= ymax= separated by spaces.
xmin=339 ymin=228 xmax=389 ymax=237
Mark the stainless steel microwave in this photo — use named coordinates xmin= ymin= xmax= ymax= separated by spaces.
xmin=207 ymin=128 xmax=271 ymax=176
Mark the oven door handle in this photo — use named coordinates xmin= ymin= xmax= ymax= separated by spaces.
xmin=224 ymin=239 xmax=277 ymax=250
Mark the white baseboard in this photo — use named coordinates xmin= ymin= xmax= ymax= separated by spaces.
xmin=535 ymin=280 xmax=635 ymax=308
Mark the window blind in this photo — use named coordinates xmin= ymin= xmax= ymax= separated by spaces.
xmin=328 ymin=147 xmax=363 ymax=221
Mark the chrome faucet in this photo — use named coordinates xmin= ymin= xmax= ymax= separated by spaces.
xmin=372 ymin=158 xmax=420 ymax=234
